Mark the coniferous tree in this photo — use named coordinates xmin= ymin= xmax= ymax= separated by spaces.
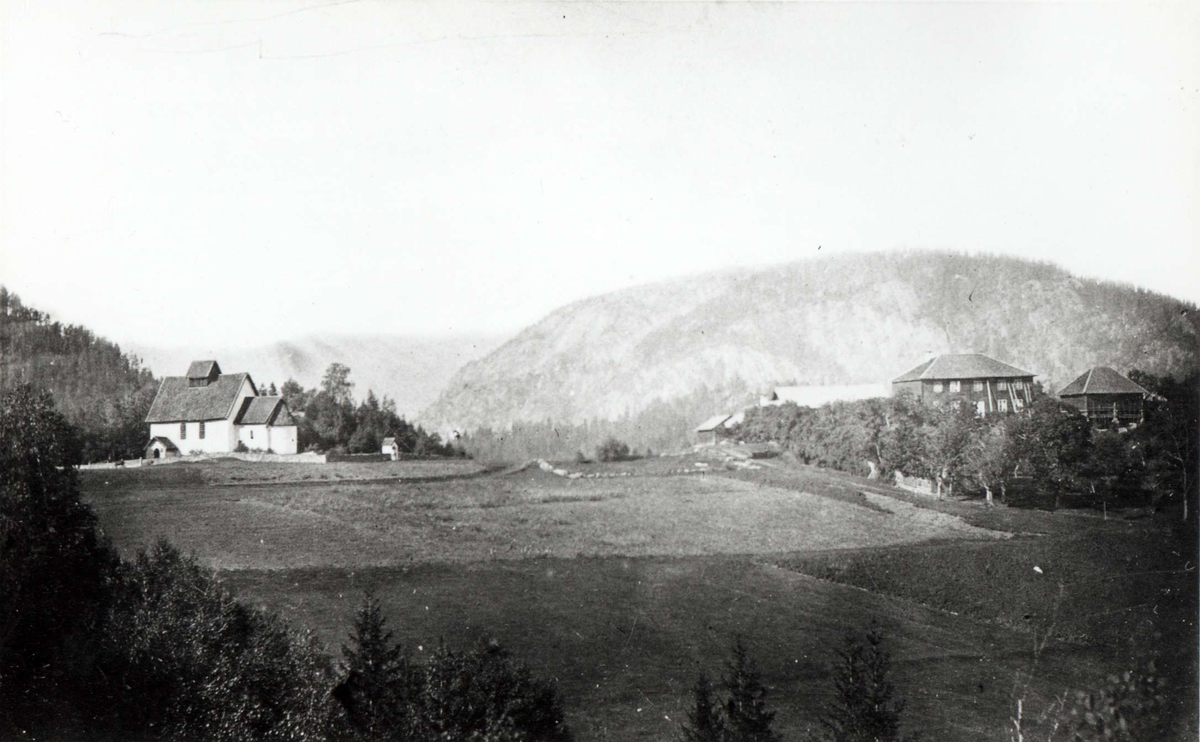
xmin=336 ymin=591 xmax=411 ymax=741
xmin=681 ymin=669 xmax=726 ymax=742
xmin=723 ymin=637 xmax=780 ymax=742
xmin=819 ymin=623 xmax=915 ymax=742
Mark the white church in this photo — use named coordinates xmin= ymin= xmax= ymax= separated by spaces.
xmin=144 ymin=360 xmax=299 ymax=457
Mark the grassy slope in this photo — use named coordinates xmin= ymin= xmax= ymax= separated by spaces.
xmin=86 ymin=461 xmax=1004 ymax=570
xmin=83 ymin=459 xmax=1197 ymax=740
xmin=224 ymin=557 xmax=1112 ymax=741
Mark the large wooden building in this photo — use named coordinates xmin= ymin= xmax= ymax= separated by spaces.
xmin=1057 ymin=366 xmax=1151 ymax=427
xmin=892 ymin=353 xmax=1035 ymax=415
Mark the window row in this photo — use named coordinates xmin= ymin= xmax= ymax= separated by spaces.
xmin=950 ymin=398 xmax=1024 ymax=414
xmin=179 ymin=422 xmax=206 ymax=440
xmin=932 ymin=380 xmax=1026 ymax=393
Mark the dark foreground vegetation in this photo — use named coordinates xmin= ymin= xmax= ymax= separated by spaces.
xmin=730 ymin=371 xmax=1199 ymax=515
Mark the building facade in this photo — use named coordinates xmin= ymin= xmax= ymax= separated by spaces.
xmin=144 ymin=360 xmax=299 ymax=456
xmin=1057 ymin=366 xmax=1150 ymax=427
xmin=892 ymin=353 xmax=1036 ymax=415
xmin=695 ymin=413 xmax=732 ymax=445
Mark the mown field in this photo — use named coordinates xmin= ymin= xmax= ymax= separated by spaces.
xmin=82 ymin=457 xmax=1198 ymax=740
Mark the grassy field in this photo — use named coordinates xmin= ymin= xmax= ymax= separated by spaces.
xmin=82 ymin=457 xmax=1198 ymax=740
xmin=84 ymin=462 xmax=1007 ymax=569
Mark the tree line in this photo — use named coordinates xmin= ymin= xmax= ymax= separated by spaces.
xmin=274 ymin=363 xmax=467 ymax=457
xmin=729 ymin=371 xmax=1198 ymax=513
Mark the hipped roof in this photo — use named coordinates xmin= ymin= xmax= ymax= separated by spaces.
xmin=1058 ymin=367 xmax=1151 ymax=397
xmin=893 ymin=354 xmax=1035 ymax=382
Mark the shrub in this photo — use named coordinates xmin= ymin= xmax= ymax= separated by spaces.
xmin=1063 ymin=663 xmax=1167 ymax=741
xmin=102 ymin=541 xmax=335 ymax=741
xmin=235 ymin=440 xmax=250 ymax=453
xmin=416 ymin=640 xmax=574 ymax=742
xmin=596 ymin=437 xmax=632 ymax=462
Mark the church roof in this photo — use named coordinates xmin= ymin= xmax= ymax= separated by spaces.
xmin=186 ymin=360 xmax=221 ymax=379
xmin=234 ymin=396 xmax=296 ymax=426
xmin=1058 ymin=367 xmax=1150 ymax=397
xmin=145 ymin=372 xmax=255 ymax=423
xmin=893 ymin=354 xmax=1035 ymax=382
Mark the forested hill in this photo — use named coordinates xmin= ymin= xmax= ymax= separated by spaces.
xmin=0 ymin=287 xmax=158 ymax=461
xmin=423 ymin=252 xmax=1199 ymax=439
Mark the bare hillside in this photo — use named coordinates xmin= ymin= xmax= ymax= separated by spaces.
xmin=423 ymin=251 xmax=1198 ymax=433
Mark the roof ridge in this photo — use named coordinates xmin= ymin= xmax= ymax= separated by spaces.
xmin=922 ymin=356 xmax=943 ymax=379
xmin=1082 ymin=367 xmax=1094 ymax=395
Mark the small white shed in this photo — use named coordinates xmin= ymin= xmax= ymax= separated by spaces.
xmin=382 ymin=437 xmax=399 ymax=461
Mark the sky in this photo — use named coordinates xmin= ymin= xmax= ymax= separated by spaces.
xmin=2 ymin=0 xmax=1197 ymax=349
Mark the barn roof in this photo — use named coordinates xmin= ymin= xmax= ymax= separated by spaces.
xmin=382 ymin=437 xmax=397 ymax=447
xmin=893 ymin=354 xmax=1034 ymax=382
xmin=234 ymin=396 xmax=296 ymax=426
xmin=1058 ymin=367 xmax=1150 ymax=397
xmin=696 ymin=414 xmax=732 ymax=433
xmin=186 ymin=360 xmax=221 ymax=379
xmin=145 ymin=372 xmax=255 ymax=423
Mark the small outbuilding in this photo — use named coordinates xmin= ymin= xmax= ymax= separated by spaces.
xmin=1057 ymin=366 xmax=1152 ymax=427
xmin=145 ymin=436 xmax=181 ymax=460
xmin=382 ymin=436 xmax=399 ymax=461
xmin=695 ymin=414 xmax=732 ymax=446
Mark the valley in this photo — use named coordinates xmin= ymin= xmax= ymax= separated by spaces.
xmin=82 ymin=457 xmax=1198 ymax=741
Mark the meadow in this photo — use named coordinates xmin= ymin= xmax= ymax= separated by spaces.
xmin=82 ymin=456 xmax=1197 ymax=740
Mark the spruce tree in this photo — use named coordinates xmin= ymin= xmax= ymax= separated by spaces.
xmin=820 ymin=623 xmax=915 ymax=742
xmin=723 ymin=637 xmax=781 ymax=742
xmin=337 ymin=590 xmax=410 ymax=741
xmin=681 ymin=669 xmax=726 ymax=742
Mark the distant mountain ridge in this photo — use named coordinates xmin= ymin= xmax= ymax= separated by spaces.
xmin=423 ymin=252 xmax=1198 ymax=435
xmin=128 ymin=333 xmax=507 ymax=419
